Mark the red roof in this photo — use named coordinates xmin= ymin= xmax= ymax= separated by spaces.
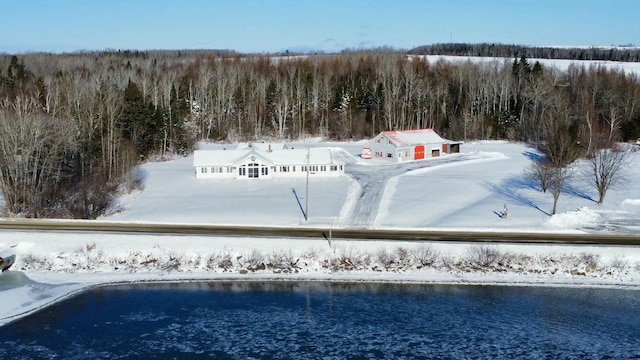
xmin=379 ymin=129 xmax=444 ymax=147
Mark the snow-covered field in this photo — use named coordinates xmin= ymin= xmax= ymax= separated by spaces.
xmin=2 ymin=139 xmax=640 ymax=325
xmin=416 ymin=54 xmax=640 ymax=77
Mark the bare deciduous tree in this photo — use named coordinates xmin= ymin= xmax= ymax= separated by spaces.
xmin=541 ymin=93 xmax=584 ymax=215
xmin=0 ymin=106 xmax=70 ymax=216
xmin=524 ymin=160 xmax=554 ymax=193
xmin=582 ymin=145 xmax=629 ymax=204
xmin=549 ymin=166 xmax=571 ymax=215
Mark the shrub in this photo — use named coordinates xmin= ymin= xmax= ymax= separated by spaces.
xmin=244 ymin=250 xmax=266 ymax=271
xmin=376 ymin=248 xmax=397 ymax=269
xmin=439 ymin=254 xmax=458 ymax=270
xmin=412 ymin=244 xmax=439 ymax=267
xmin=581 ymin=253 xmax=600 ymax=272
xmin=163 ymin=255 xmax=181 ymax=271
xmin=609 ymin=255 xmax=628 ymax=272
xmin=218 ymin=253 xmax=234 ymax=270
xmin=466 ymin=245 xmax=503 ymax=270
xmin=268 ymin=250 xmax=298 ymax=271
xmin=324 ymin=248 xmax=370 ymax=271
xmin=19 ymin=254 xmax=53 ymax=271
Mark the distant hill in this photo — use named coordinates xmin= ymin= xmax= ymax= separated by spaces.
xmin=408 ymin=43 xmax=640 ymax=62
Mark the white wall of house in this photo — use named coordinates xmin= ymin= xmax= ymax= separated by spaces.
xmin=195 ymin=165 xmax=237 ymax=179
xmin=193 ymin=148 xmax=344 ymax=180
xmin=269 ymin=163 xmax=345 ymax=179
xmin=369 ymin=134 xmax=398 ymax=160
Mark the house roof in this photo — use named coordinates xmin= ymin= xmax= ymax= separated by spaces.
xmin=379 ymin=128 xmax=444 ymax=147
xmin=193 ymin=147 xmax=340 ymax=167
xmin=236 ymin=142 xmax=287 ymax=151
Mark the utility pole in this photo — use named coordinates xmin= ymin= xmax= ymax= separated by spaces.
xmin=305 ymin=147 xmax=310 ymax=221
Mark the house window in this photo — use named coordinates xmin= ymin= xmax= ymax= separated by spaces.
xmin=261 ymin=167 xmax=268 ymax=176
xmin=330 ymin=165 xmax=337 ymax=171
xmin=280 ymin=166 xmax=289 ymax=172
xmin=247 ymin=163 xmax=259 ymax=178
xmin=321 ymin=166 xmax=326 ymax=171
xmin=200 ymin=167 xmax=207 ymax=173
xmin=387 ymin=153 xmax=393 ymax=158
xmin=239 ymin=166 xmax=246 ymax=176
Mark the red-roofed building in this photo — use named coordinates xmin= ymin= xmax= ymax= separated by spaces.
xmin=361 ymin=129 xmax=460 ymax=162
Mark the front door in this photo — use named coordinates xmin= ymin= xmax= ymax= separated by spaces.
xmin=414 ymin=145 xmax=425 ymax=160
xmin=248 ymin=163 xmax=259 ymax=178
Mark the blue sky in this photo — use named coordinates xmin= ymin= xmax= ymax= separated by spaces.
xmin=1 ymin=0 xmax=637 ymax=54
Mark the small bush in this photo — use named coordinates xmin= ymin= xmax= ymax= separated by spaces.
xmin=207 ymin=251 xmax=234 ymax=270
xmin=376 ymin=248 xmax=397 ymax=269
xmin=466 ymin=246 xmax=503 ymax=270
xmin=609 ymin=255 xmax=628 ymax=272
xmin=581 ymin=253 xmax=600 ymax=272
xmin=268 ymin=250 xmax=298 ymax=271
xmin=19 ymin=254 xmax=53 ymax=271
xmin=439 ymin=254 xmax=458 ymax=270
xmin=163 ymin=255 xmax=181 ymax=271
xmin=412 ymin=244 xmax=439 ymax=267
xmin=395 ymin=247 xmax=412 ymax=268
xmin=324 ymin=248 xmax=370 ymax=271
xmin=244 ymin=250 xmax=266 ymax=271
xmin=206 ymin=253 xmax=220 ymax=269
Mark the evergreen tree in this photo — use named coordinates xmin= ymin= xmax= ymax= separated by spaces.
xmin=120 ymin=80 xmax=162 ymax=157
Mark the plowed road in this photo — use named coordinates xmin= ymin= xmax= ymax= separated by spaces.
xmin=1 ymin=219 xmax=639 ymax=246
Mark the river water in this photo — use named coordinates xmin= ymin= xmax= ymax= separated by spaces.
xmin=1 ymin=281 xmax=639 ymax=359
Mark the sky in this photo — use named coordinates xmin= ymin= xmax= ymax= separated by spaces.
xmin=1 ymin=0 xmax=638 ymax=54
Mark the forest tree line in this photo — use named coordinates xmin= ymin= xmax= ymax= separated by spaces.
xmin=0 ymin=49 xmax=639 ymax=218
xmin=409 ymin=43 xmax=640 ymax=62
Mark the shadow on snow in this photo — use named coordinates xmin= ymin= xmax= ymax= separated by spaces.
xmin=563 ymin=183 xmax=598 ymax=203
xmin=522 ymin=150 xmax=546 ymax=163
xmin=483 ymin=178 xmax=551 ymax=217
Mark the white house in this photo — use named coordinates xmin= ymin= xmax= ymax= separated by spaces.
xmin=193 ymin=145 xmax=345 ymax=180
xmin=361 ymin=128 xmax=461 ymax=162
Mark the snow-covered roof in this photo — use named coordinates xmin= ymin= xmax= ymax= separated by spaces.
xmin=194 ymin=147 xmax=340 ymax=167
xmin=236 ymin=142 xmax=287 ymax=151
xmin=379 ymin=129 xmax=444 ymax=147
xmin=193 ymin=149 xmax=248 ymax=166
xmin=266 ymin=148 xmax=336 ymax=165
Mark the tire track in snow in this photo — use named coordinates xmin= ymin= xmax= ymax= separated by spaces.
xmin=341 ymin=152 xmax=501 ymax=228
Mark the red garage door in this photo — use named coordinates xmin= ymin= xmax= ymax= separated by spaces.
xmin=414 ymin=145 xmax=425 ymax=160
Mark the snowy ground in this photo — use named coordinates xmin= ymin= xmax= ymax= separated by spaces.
xmin=2 ymin=140 xmax=640 ymax=325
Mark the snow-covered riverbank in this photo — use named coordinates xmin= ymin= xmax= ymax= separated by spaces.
xmin=2 ymin=230 xmax=639 ymax=325
xmin=2 ymin=140 xmax=640 ymax=325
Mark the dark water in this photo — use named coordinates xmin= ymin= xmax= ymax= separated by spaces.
xmin=1 ymin=281 xmax=639 ymax=359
